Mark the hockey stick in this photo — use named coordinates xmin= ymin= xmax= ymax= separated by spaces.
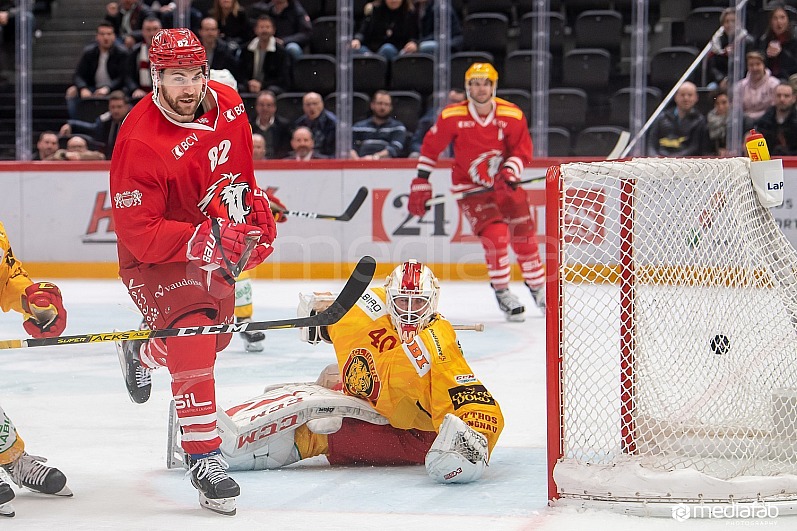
xmin=0 ymin=256 xmax=377 ymax=350
xmin=452 ymin=323 xmax=484 ymax=332
xmin=424 ymin=131 xmax=631 ymax=207
xmin=276 ymin=187 xmax=368 ymax=221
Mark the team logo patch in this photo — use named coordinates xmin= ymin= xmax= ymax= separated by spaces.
xmin=342 ymin=348 xmax=381 ymax=402
xmin=171 ymin=132 xmax=199 ymax=160
xmin=448 ymin=384 xmax=495 ymax=411
xmin=114 ymin=190 xmax=143 ymax=208
xmin=224 ymin=103 xmax=246 ymax=123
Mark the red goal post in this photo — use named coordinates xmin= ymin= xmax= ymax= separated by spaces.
xmin=545 ymin=158 xmax=797 ymax=516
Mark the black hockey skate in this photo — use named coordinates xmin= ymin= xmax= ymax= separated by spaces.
xmin=237 ymin=317 xmax=264 ymax=352
xmin=0 ymin=478 xmax=14 ymax=517
xmin=115 ymin=331 xmax=152 ymax=404
xmin=493 ymin=286 xmax=526 ymax=322
xmin=2 ymin=452 xmax=72 ymax=497
xmin=186 ymin=451 xmax=240 ymax=516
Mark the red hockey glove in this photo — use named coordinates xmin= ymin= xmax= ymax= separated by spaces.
xmin=22 ymin=282 xmax=67 ymax=338
xmin=268 ymin=193 xmax=288 ymax=223
xmin=493 ymin=168 xmax=521 ymax=196
xmin=187 ymin=218 xmax=263 ymax=277
xmin=408 ymin=177 xmax=433 ymax=217
xmin=247 ymin=188 xmax=278 ymax=242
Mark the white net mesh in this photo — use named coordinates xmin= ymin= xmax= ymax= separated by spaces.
xmin=552 ymin=157 xmax=797 ymax=504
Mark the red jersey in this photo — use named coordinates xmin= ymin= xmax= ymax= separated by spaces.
xmin=417 ymin=98 xmax=533 ymax=192
xmin=110 ymin=80 xmax=258 ymax=271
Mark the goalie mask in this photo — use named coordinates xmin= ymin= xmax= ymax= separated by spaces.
xmin=385 ymin=260 xmax=440 ymax=344
xmin=464 ymin=62 xmax=498 ymax=101
xmin=149 ymin=28 xmax=209 ymax=116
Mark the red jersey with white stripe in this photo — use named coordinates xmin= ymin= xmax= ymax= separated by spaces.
xmin=416 ymin=98 xmax=533 ymax=192
xmin=110 ymin=80 xmax=257 ymax=271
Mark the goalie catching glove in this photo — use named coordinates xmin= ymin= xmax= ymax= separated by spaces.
xmin=22 ymin=282 xmax=67 ymax=338
xmin=425 ymin=413 xmax=489 ymax=483
xmin=297 ymin=292 xmax=337 ymax=344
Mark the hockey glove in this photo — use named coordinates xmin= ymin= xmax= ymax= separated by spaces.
xmin=22 ymin=282 xmax=67 ymax=338
xmin=425 ymin=413 xmax=489 ymax=483
xmin=244 ymin=188 xmax=278 ymax=270
xmin=408 ymin=177 xmax=433 ymax=217
xmin=493 ymin=168 xmax=521 ymax=196
xmin=187 ymin=218 xmax=263 ymax=278
xmin=268 ymin=193 xmax=288 ymax=223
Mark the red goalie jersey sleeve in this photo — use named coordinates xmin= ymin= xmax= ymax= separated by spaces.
xmin=417 ymin=98 xmax=533 ymax=190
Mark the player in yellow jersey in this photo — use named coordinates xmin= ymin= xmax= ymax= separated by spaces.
xmin=168 ymin=260 xmax=503 ymax=483
xmin=0 ymin=221 xmax=72 ymax=517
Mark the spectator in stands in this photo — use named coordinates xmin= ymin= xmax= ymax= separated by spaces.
xmin=416 ymin=0 xmax=463 ymax=56
xmin=0 ymin=1 xmax=35 ymax=77
xmin=59 ymin=90 xmax=131 ymax=159
xmin=252 ymin=132 xmax=267 ymax=160
xmin=248 ymin=0 xmax=311 ymax=61
xmin=758 ymin=3 xmax=797 ymax=81
xmin=46 ymin=135 xmax=106 ymax=161
xmin=707 ymin=7 xmax=754 ymax=91
xmin=250 ymin=90 xmax=292 ymax=159
xmin=350 ymin=90 xmax=407 ymax=159
xmin=198 ymin=17 xmax=241 ymax=79
xmin=32 ymin=131 xmax=59 ymax=160
xmin=240 ymin=15 xmax=291 ymax=94
xmin=409 ymin=88 xmax=466 ymax=157
xmin=285 ymin=125 xmax=326 ymax=160
xmin=736 ymin=50 xmax=781 ymax=128
xmin=210 ymin=0 xmax=252 ymax=47
xmin=754 ymin=81 xmax=797 ymax=155
xmin=105 ymin=0 xmax=155 ymax=48
xmin=124 ymin=15 xmax=161 ymax=100
xmin=295 ymin=91 xmax=337 ymax=157
xmin=706 ymin=89 xmax=729 ymax=156
xmin=647 ymin=81 xmax=708 ymax=157
xmin=64 ymin=22 xmax=129 ymax=120
xmin=351 ymin=0 xmax=418 ymax=61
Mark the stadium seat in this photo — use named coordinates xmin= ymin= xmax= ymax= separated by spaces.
xmin=275 ymin=92 xmax=306 ymax=123
xmin=517 ymin=0 xmax=562 ymax=17
xmin=462 ymin=13 xmax=509 ymax=60
xmin=564 ymin=0 xmax=612 ymax=22
xmin=546 ymin=126 xmax=571 ymax=157
xmin=548 ymin=88 xmax=588 ymax=131
xmin=388 ymin=90 xmax=423 ymax=133
xmin=325 ymin=92 xmax=371 ymax=124
xmin=608 ymin=87 xmax=663 ymax=127
xmin=574 ymin=10 xmax=623 ymax=52
xmin=310 ymin=16 xmax=337 ymax=55
xmin=466 ymin=0 xmax=513 ymax=17
xmin=649 ymin=46 xmax=700 ymax=93
xmin=684 ymin=7 xmax=723 ymax=48
xmin=496 ymin=89 xmax=531 ymax=122
xmin=74 ymin=97 xmax=108 ymax=123
xmin=292 ymin=54 xmax=337 ymax=95
xmin=391 ymin=53 xmax=434 ymax=96
xmin=450 ymin=51 xmax=494 ymax=89
xmin=572 ymin=126 xmax=627 ymax=157
xmin=518 ymin=12 xmax=566 ymax=53
xmin=562 ymin=48 xmax=612 ymax=92
xmin=502 ymin=51 xmax=552 ymax=92
xmin=353 ymin=55 xmax=388 ymax=95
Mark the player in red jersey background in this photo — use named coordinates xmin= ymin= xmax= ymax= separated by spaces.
xmin=408 ymin=63 xmax=545 ymax=322
xmin=109 ymin=28 xmax=276 ymax=516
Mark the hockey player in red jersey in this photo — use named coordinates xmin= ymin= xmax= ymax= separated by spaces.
xmin=109 ymin=28 xmax=277 ymax=516
xmin=0 ymin=221 xmax=72 ymax=517
xmin=407 ymin=63 xmax=545 ymax=321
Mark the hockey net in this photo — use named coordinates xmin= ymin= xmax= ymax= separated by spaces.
xmin=546 ymin=157 xmax=797 ymax=515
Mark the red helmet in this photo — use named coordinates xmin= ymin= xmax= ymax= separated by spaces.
xmin=149 ymin=28 xmax=207 ymax=71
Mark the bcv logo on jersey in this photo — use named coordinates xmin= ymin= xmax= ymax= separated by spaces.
xmin=171 ymin=132 xmax=199 ymax=160
xmin=223 ymin=103 xmax=246 ymax=123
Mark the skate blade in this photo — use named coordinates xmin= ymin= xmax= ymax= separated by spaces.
xmin=0 ymin=502 xmax=14 ymax=517
xmin=243 ymin=340 xmax=265 ymax=353
xmin=51 ymin=485 xmax=73 ymax=497
xmin=505 ymin=312 xmax=526 ymax=323
xmin=198 ymin=492 xmax=236 ymax=516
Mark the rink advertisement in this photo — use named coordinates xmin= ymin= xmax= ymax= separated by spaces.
xmin=0 ymin=161 xmax=796 ymax=277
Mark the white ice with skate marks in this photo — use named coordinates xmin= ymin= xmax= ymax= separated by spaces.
xmin=0 ymin=279 xmax=768 ymax=529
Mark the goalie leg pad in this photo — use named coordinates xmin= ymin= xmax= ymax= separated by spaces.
xmin=425 ymin=414 xmax=489 ymax=484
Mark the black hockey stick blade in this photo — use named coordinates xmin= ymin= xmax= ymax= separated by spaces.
xmin=0 ymin=256 xmax=376 ymax=350
xmin=284 ymin=186 xmax=368 ymax=221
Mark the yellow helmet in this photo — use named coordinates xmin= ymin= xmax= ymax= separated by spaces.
xmin=464 ymin=62 xmax=499 ymax=84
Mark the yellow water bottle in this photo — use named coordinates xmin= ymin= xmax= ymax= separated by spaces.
xmin=745 ymin=129 xmax=770 ymax=161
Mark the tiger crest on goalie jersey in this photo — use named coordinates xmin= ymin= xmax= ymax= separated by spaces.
xmin=197 ymin=172 xmax=252 ymax=223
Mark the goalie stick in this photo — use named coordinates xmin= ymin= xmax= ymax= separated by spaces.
xmin=0 ymin=256 xmax=376 ymax=350
xmin=275 ymin=186 xmax=368 ymax=221
xmin=424 ymin=131 xmax=631 ymax=207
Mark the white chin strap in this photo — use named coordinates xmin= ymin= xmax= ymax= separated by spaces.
xmin=151 ymin=68 xmax=209 ymax=120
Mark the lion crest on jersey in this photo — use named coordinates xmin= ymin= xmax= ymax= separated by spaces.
xmin=197 ymin=172 xmax=251 ymax=222
xmin=468 ymin=149 xmax=503 ymax=187
xmin=342 ymin=348 xmax=381 ymax=402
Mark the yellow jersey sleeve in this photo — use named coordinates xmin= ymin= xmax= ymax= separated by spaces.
xmin=328 ymin=287 xmax=504 ymax=452
xmin=0 ymin=222 xmax=33 ymax=315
